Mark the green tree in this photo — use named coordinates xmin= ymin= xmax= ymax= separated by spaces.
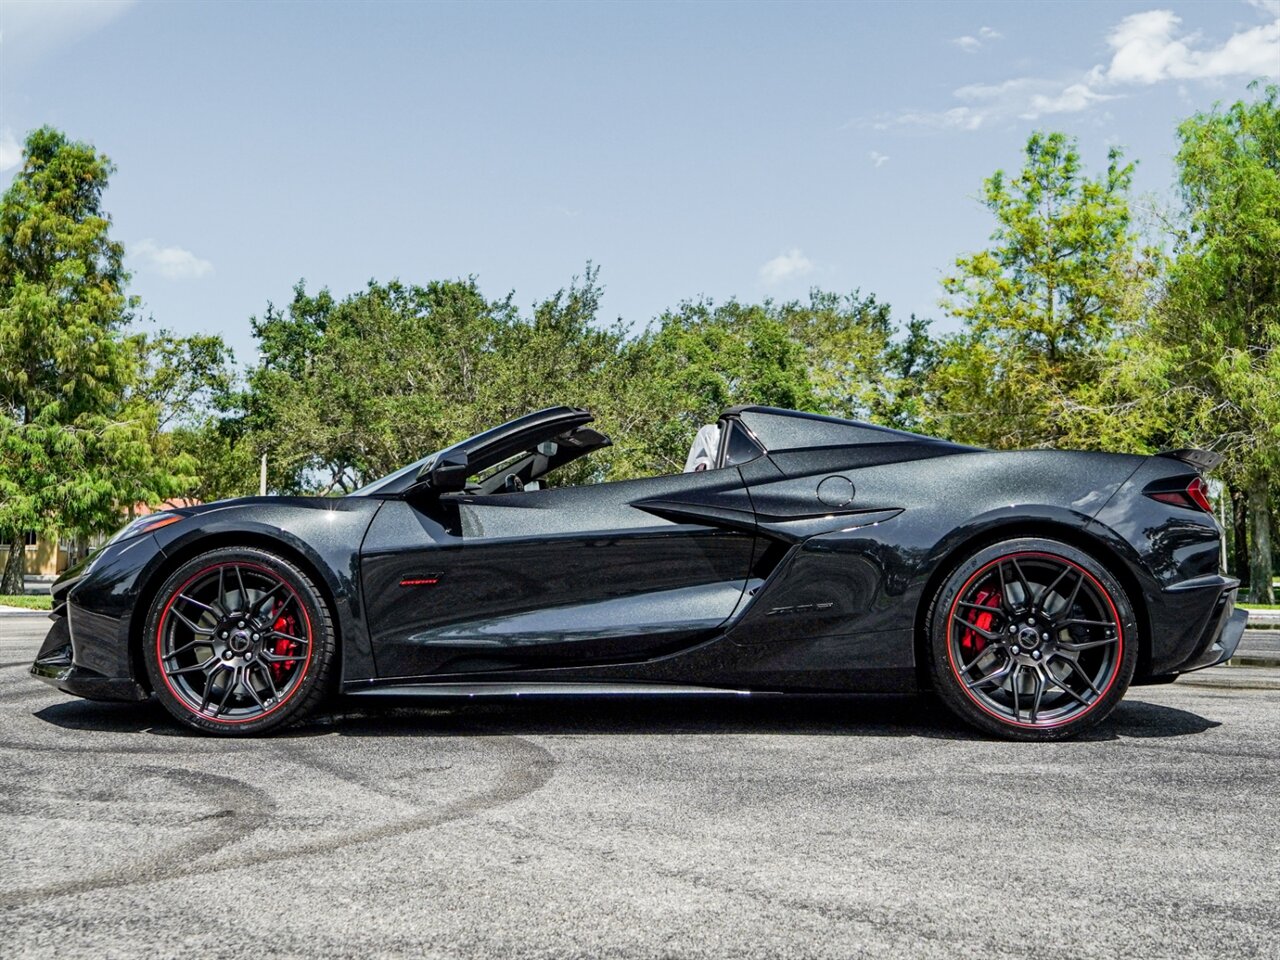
xmin=880 ymin=314 xmax=939 ymax=432
xmin=776 ymin=290 xmax=936 ymax=430
xmin=483 ymin=264 xmax=626 ymax=429
xmin=0 ymin=128 xmax=188 ymax=592
xmin=1148 ymin=85 xmax=1280 ymax=602
xmin=136 ymin=331 xmax=243 ymax=504
xmin=245 ymin=277 xmax=507 ymax=493
xmin=244 ymin=266 xmax=624 ymax=493
xmin=777 ymin=290 xmax=893 ymax=420
xmin=930 ymin=132 xmax=1157 ymax=451
xmin=136 ymin=332 xmax=236 ymax=432
xmin=612 ymin=299 xmax=819 ymax=476
xmin=238 ymin=269 xmax=923 ymax=492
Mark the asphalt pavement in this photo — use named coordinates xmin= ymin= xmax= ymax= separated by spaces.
xmin=2 ymin=611 xmax=1278 ymax=960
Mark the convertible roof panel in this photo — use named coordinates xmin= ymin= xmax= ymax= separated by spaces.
xmin=455 ymin=406 xmax=593 ymax=457
xmin=725 ymin=406 xmax=946 ymax=452
xmin=351 ymin=406 xmax=594 ymax=496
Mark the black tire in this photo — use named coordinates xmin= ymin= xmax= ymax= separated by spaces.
xmin=926 ymin=538 xmax=1138 ymax=741
xmin=142 ymin=546 xmax=337 ymax=736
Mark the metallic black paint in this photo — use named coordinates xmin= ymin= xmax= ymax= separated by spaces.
xmin=31 ymin=405 xmax=1238 ymax=714
xmin=360 ymin=469 xmax=759 ymax=678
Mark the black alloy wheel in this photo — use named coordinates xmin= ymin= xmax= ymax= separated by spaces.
xmin=143 ymin=547 xmax=336 ymax=735
xmin=927 ymin=538 xmax=1137 ymax=740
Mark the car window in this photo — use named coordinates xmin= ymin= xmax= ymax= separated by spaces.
xmin=477 ymin=451 xmax=529 ymax=485
xmin=719 ymin=421 xmax=765 ymax=467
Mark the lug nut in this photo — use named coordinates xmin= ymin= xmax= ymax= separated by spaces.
xmin=1009 ymin=626 xmax=1017 ymax=634
xmin=1012 ymin=645 xmax=1021 ymax=655
xmin=237 ymin=621 xmax=245 ymax=629
xmin=251 ymin=633 xmax=260 ymax=641
xmin=245 ymin=651 xmax=253 ymax=661
xmin=1033 ymin=650 xmax=1041 ymax=659
xmin=1042 ymin=633 xmax=1050 ymax=641
xmin=222 ymin=650 xmax=233 ymax=660
xmin=220 ymin=631 xmax=229 ymax=639
xmin=1026 ymin=618 xmax=1035 ymax=625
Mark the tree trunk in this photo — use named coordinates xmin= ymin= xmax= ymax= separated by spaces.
xmin=0 ymin=537 xmax=24 ymax=596
xmin=1247 ymin=477 xmax=1274 ymax=604
xmin=1232 ymin=487 xmax=1250 ymax=589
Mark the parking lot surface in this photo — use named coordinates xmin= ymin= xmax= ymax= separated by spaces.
xmin=3 ymin=612 xmax=1278 ymax=959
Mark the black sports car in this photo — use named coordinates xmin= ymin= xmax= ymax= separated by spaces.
xmin=31 ymin=405 xmax=1247 ymax=740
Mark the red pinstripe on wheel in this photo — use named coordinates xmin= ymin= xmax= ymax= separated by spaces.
xmin=944 ymin=551 xmax=1123 ymax=730
xmin=154 ymin=561 xmax=314 ymax=725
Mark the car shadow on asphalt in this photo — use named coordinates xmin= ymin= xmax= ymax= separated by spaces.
xmin=31 ymin=693 xmax=1220 ymax=743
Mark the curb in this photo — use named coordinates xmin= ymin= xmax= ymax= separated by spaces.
xmin=1178 ymin=664 xmax=1280 ymax=691
xmin=1226 ymin=657 xmax=1280 ymax=669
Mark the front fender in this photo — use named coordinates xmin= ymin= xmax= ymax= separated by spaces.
xmin=147 ymin=498 xmax=383 ymax=682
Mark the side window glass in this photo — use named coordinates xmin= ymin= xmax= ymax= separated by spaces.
xmin=720 ymin=422 xmax=764 ymax=467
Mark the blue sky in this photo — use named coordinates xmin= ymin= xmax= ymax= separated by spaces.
xmin=2 ymin=0 xmax=1277 ymax=362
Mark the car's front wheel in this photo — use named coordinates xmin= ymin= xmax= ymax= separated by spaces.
xmin=926 ymin=538 xmax=1138 ymax=741
xmin=142 ymin=547 xmax=336 ymax=735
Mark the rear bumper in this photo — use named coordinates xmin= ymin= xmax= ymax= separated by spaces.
xmin=1141 ymin=579 xmax=1247 ymax=682
xmin=1179 ymin=606 xmax=1248 ymax=673
xmin=1143 ymin=574 xmax=1244 ymax=676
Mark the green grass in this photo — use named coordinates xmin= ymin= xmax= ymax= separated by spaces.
xmin=0 ymin=594 xmax=51 ymax=610
xmin=1241 ymin=603 xmax=1280 ymax=611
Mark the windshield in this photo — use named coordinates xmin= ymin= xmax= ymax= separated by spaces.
xmin=347 ymin=454 xmax=434 ymax=497
xmin=346 ymin=406 xmax=594 ymax=498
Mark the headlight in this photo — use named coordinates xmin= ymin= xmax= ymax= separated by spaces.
xmin=105 ymin=512 xmax=184 ymax=547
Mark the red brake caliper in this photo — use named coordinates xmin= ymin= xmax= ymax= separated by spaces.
xmin=960 ymin=589 xmax=1001 ymax=653
xmin=269 ymin=601 xmax=299 ymax=683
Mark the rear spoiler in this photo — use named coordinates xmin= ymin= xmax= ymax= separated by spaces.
xmin=1156 ymin=449 xmax=1223 ymax=472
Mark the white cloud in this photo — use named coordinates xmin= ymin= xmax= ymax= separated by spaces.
xmin=876 ymin=105 xmax=986 ymax=131
xmin=1103 ymin=11 xmax=1189 ymax=84
xmin=0 ymin=0 xmax=136 ymax=71
xmin=1027 ymin=82 xmax=1117 ymax=116
xmin=759 ymin=249 xmax=814 ymax=286
xmin=952 ymin=25 xmax=1003 ymax=52
xmin=877 ymin=3 xmax=1278 ymax=133
xmin=1103 ymin=9 xmax=1280 ymax=85
xmin=0 ymin=129 xmax=21 ymax=173
xmin=881 ymin=77 xmax=1118 ymax=130
xmin=869 ymin=150 xmax=890 ymax=168
xmin=132 ymin=239 xmax=214 ymax=281
xmin=954 ymin=78 xmax=1043 ymax=104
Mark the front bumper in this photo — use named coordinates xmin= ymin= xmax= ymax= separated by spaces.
xmin=27 ymin=532 xmax=172 ymax=703
xmin=29 ymin=603 xmax=147 ymax=703
xmin=30 ymin=655 xmax=149 ymax=702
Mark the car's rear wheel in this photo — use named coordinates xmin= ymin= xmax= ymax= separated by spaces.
xmin=926 ymin=538 xmax=1137 ymax=741
xmin=142 ymin=547 xmax=336 ymax=736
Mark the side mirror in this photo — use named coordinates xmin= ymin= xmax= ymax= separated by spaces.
xmin=416 ymin=450 xmax=470 ymax=493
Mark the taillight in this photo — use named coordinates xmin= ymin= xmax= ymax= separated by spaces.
xmin=1147 ymin=476 xmax=1213 ymax=513
xmin=1186 ymin=476 xmax=1213 ymax=512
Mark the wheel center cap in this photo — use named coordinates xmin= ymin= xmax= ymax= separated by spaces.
xmin=1017 ymin=626 xmax=1042 ymax=650
xmin=228 ymin=631 xmax=252 ymax=653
